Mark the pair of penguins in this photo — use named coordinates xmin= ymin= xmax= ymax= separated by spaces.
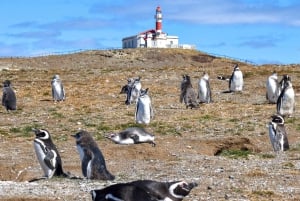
xmin=180 ymin=64 xmax=243 ymax=109
xmin=121 ymin=77 xmax=154 ymax=124
xmin=32 ymin=128 xmax=196 ymax=200
xmin=1 ymin=75 xmax=65 ymax=112
xmin=266 ymin=73 xmax=295 ymax=152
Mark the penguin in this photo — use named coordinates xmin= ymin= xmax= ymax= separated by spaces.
xmin=180 ymin=75 xmax=199 ymax=109
xmin=71 ymin=130 xmax=115 ymax=180
xmin=125 ymin=77 xmax=142 ymax=105
xmin=266 ymin=72 xmax=280 ymax=104
xmin=120 ymin=78 xmax=134 ymax=94
xmin=105 ymin=127 xmax=156 ymax=146
xmin=135 ymin=88 xmax=154 ymax=124
xmin=276 ymin=76 xmax=295 ymax=117
xmin=129 ymin=180 xmax=198 ymax=201
xmin=32 ymin=128 xmax=67 ymax=179
xmin=268 ymin=114 xmax=289 ymax=152
xmin=91 ymin=182 xmax=156 ymax=201
xmin=198 ymin=72 xmax=212 ymax=103
xmin=51 ymin=74 xmax=65 ymax=102
xmin=218 ymin=64 xmax=243 ymax=92
xmin=2 ymin=80 xmax=17 ymax=111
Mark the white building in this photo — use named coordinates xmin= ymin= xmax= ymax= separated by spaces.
xmin=122 ymin=6 xmax=188 ymax=49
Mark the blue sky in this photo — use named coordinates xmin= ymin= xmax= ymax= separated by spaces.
xmin=1 ymin=0 xmax=300 ymax=64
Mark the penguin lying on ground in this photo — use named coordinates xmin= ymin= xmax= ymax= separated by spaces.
xmin=91 ymin=182 xmax=156 ymax=201
xmin=30 ymin=128 xmax=78 ymax=182
xmin=180 ymin=74 xmax=199 ymax=109
xmin=217 ymin=64 xmax=243 ymax=92
xmin=91 ymin=179 xmax=198 ymax=201
xmin=2 ymin=80 xmax=17 ymax=111
xmin=105 ymin=127 xmax=156 ymax=146
xmin=268 ymin=114 xmax=289 ymax=152
xmin=72 ymin=130 xmax=115 ymax=180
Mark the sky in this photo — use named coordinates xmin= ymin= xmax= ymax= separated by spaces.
xmin=1 ymin=0 xmax=300 ymax=64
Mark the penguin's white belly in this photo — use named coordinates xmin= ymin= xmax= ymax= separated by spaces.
xmin=199 ymin=80 xmax=208 ymax=101
xmin=138 ymin=134 xmax=154 ymax=142
xmin=76 ymin=145 xmax=85 ymax=161
xmin=231 ymin=72 xmax=243 ymax=91
xmin=118 ymin=138 xmax=135 ymax=144
xmin=281 ymin=88 xmax=295 ymax=112
xmin=33 ymin=141 xmax=53 ymax=177
xmin=87 ymin=160 xmax=92 ymax=179
xmin=266 ymin=79 xmax=278 ymax=102
xmin=136 ymin=98 xmax=151 ymax=124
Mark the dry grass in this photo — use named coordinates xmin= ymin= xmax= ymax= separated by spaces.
xmin=0 ymin=48 xmax=300 ymax=200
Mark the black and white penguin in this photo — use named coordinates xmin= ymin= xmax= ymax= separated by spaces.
xmin=266 ymin=72 xmax=280 ymax=104
xmin=71 ymin=130 xmax=115 ymax=180
xmin=276 ymin=76 xmax=295 ymax=117
xmin=218 ymin=64 xmax=243 ymax=92
xmin=106 ymin=127 xmax=156 ymax=146
xmin=135 ymin=88 xmax=154 ymax=124
xmin=32 ymin=128 xmax=67 ymax=179
xmin=198 ymin=72 xmax=212 ymax=103
xmin=130 ymin=180 xmax=198 ymax=201
xmin=2 ymin=80 xmax=17 ymax=111
xmin=51 ymin=74 xmax=65 ymax=102
xmin=125 ymin=77 xmax=142 ymax=105
xmin=91 ymin=182 xmax=156 ymax=201
xmin=180 ymin=75 xmax=199 ymax=109
xmin=268 ymin=114 xmax=289 ymax=152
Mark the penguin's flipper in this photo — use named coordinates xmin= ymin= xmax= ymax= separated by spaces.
xmin=44 ymin=150 xmax=56 ymax=170
xmin=129 ymin=134 xmax=140 ymax=144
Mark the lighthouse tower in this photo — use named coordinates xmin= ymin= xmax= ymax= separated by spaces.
xmin=155 ymin=6 xmax=162 ymax=35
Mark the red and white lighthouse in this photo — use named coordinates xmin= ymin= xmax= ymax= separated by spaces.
xmin=155 ymin=6 xmax=162 ymax=34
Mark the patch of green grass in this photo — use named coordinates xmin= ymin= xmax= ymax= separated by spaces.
xmin=150 ymin=121 xmax=181 ymax=136
xmin=9 ymin=124 xmax=41 ymax=138
xmin=283 ymin=162 xmax=295 ymax=169
xmin=259 ymin=153 xmax=275 ymax=159
xmin=252 ymin=190 xmax=274 ymax=197
xmin=219 ymin=149 xmax=251 ymax=159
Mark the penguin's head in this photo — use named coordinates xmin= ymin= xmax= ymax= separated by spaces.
xmin=53 ymin=74 xmax=60 ymax=80
xmin=32 ymin=128 xmax=51 ymax=140
xmin=3 ymin=80 xmax=11 ymax=87
xmin=271 ymin=114 xmax=284 ymax=125
xmin=233 ymin=64 xmax=239 ymax=71
xmin=169 ymin=181 xmax=198 ymax=198
xmin=71 ymin=130 xmax=93 ymax=146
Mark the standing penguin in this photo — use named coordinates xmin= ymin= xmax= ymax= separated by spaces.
xmin=198 ymin=72 xmax=212 ymax=103
xmin=276 ymin=76 xmax=295 ymax=117
xmin=32 ymin=128 xmax=67 ymax=179
xmin=218 ymin=64 xmax=243 ymax=92
xmin=180 ymin=75 xmax=199 ymax=109
xmin=135 ymin=88 xmax=154 ymax=124
xmin=268 ymin=114 xmax=289 ymax=152
xmin=105 ymin=127 xmax=156 ymax=146
xmin=229 ymin=64 xmax=243 ymax=92
xmin=72 ymin=130 xmax=115 ymax=180
xmin=266 ymin=72 xmax=280 ymax=104
xmin=2 ymin=80 xmax=17 ymax=111
xmin=51 ymin=75 xmax=65 ymax=102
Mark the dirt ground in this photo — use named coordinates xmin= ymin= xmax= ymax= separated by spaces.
xmin=0 ymin=49 xmax=300 ymax=201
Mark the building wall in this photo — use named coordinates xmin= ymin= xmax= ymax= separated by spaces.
xmin=122 ymin=34 xmax=179 ymax=49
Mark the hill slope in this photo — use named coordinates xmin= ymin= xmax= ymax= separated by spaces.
xmin=0 ymin=48 xmax=300 ymax=200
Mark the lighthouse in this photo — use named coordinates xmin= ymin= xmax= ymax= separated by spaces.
xmin=155 ymin=6 xmax=162 ymax=35
xmin=122 ymin=6 xmax=195 ymax=49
